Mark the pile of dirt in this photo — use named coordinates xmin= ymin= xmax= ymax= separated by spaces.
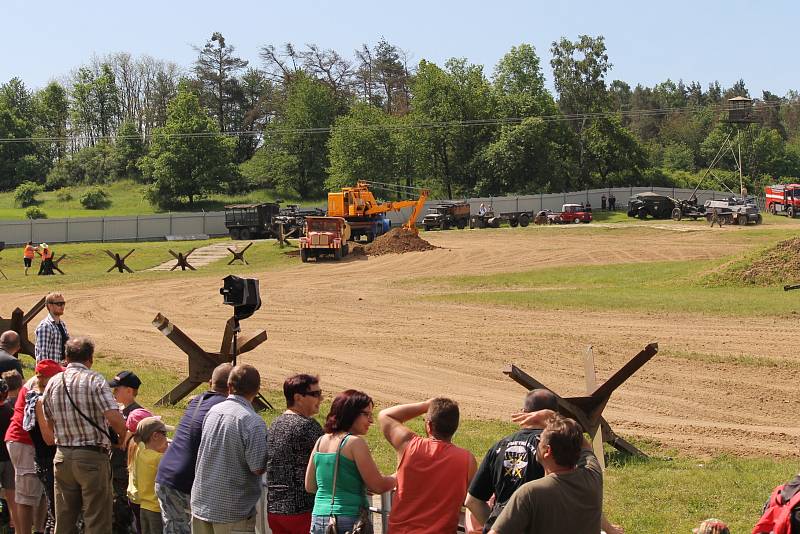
xmin=715 ymin=237 xmax=800 ymax=286
xmin=365 ymin=228 xmax=437 ymax=256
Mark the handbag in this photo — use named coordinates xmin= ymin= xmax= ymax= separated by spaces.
xmin=348 ymin=506 xmax=374 ymax=534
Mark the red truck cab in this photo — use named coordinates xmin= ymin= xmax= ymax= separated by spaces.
xmin=558 ymin=204 xmax=592 ymax=224
xmin=765 ymin=184 xmax=800 ymax=218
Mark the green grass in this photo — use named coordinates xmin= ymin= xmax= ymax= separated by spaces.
xmin=0 ymin=238 xmax=296 ymax=294
xmin=13 ymin=352 xmax=788 ymax=534
xmin=0 ymin=180 xmax=321 ymax=220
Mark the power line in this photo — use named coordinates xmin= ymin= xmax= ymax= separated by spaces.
xmin=0 ymin=100 xmax=790 ymax=144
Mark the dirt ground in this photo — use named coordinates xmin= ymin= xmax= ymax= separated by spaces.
xmin=5 ymin=222 xmax=800 ymax=457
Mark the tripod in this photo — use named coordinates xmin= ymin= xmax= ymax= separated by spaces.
xmin=231 ymin=316 xmax=273 ymax=410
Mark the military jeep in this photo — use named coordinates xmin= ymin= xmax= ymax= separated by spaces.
xmin=626 ymin=192 xmax=676 ymax=220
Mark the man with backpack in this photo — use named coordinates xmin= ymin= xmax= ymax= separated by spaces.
xmin=753 ymin=473 xmax=800 ymax=534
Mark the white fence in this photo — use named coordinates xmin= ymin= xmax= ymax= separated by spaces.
xmin=0 ymin=186 xmax=732 ymax=247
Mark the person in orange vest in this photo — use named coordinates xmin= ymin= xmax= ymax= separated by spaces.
xmin=37 ymin=244 xmax=54 ymax=276
xmin=23 ymin=241 xmax=37 ymax=276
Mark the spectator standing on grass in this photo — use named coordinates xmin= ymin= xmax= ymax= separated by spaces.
xmin=6 ymin=369 xmax=48 ymax=534
xmin=266 ymin=374 xmax=324 ymax=534
xmin=35 ymin=293 xmax=69 ymax=363
xmin=155 ymin=363 xmax=231 ymax=534
xmin=23 ymin=242 xmax=37 ymax=276
xmin=191 ymin=364 xmax=268 ymax=534
xmin=465 ymin=389 xmax=557 ymax=533
xmin=41 ymin=336 xmax=127 ymax=534
xmin=378 ymin=397 xmax=477 ymax=534
xmin=601 ymin=195 xmax=607 ymax=211
xmin=128 ymin=417 xmax=172 ymax=534
xmin=609 ymin=193 xmax=616 ymax=211
xmin=0 ymin=331 xmax=24 ymax=376
xmin=0 ymin=377 xmax=18 ymax=531
xmin=305 ymin=390 xmax=396 ymax=534
xmin=26 ymin=359 xmax=64 ymax=534
xmin=488 ymin=414 xmax=604 ymax=534
xmin=110 ymin=370 xmax=143 ymax=534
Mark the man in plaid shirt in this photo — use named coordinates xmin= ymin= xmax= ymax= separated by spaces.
xmin=41 ymin=336 xmax=127 ymax=534
xmin=35 ymin=292 xmax=69 ymax=363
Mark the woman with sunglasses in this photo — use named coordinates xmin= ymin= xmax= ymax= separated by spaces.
xmin=305 ymin=389 xmax=396 ymax=534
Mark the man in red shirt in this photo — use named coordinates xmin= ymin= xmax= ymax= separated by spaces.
xmin=379 ymin=397 xmax=477 ymax=534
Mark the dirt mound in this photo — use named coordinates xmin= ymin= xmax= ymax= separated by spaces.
xmin=366 ymin=228 xmax=437 ymax=256
xmin=716 ymin=237 xmax=800 ymax=286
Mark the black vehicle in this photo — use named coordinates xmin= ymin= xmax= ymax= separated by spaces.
xmin=224 ymin=203 xmax=280 ymax=240
xmin=273 ymin=204 xmax=326 ymax=238
xmin=626 ymin=192 xmax=675 ymax=220
xmin=469 ymin=209 xmax=532 ymax=229
xmin=422 ymin=202 xmax=471 ymax=231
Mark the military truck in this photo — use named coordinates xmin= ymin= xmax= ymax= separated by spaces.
xmin=422 ymin=202 xmax=470 ymax=231
xmin=273 ymin=204 xmax=326 ymax=238
xmin=703 ymin=198 xmax=762 ymax=225
xmin=224 ymin=203 xmax=280 ymax=239
xmin=299 ymin=217 xmax=351 ymax=262
xmin=469 ymin=208 xmax=532 ymax=229
xmin=626 ymin=192 xmax=675 ymax=220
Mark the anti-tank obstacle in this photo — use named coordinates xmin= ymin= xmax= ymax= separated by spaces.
xmin=0 ymin=297 xmax=46 ymax=357
xmin=504 ymin=342 xmax=658 ymax=457
xmin=105 ymin=249 xmax=135 ymax=273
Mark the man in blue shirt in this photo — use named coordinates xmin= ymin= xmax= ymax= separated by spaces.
xmin=191 ymin=364 xmax=268 ymax=534
xmin=155 ymin=363 xmax=232 ymax=534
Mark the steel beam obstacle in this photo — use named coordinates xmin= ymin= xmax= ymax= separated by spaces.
xmin=152 ymin=313 xmax=271 ymax=410
xmin=0 ymin=297 xmax=46 ymax=357
xmin=504 ymin=342 xmax=658 ymax=457
xmin=169 ymin=249 xmax=196 ymax=271
xmin=227 ymin=243 xmax=253 ymax=265
xmin=105 ymin=249 xmax=135 ymax=273
xmin=51 ymin=254 xmax=66 ymax=275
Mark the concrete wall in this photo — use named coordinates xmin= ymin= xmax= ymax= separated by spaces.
xmin=0 ymin=212 xmax=228 ymax=247
xmin=0 ymin=187 xmax=730 ymax=246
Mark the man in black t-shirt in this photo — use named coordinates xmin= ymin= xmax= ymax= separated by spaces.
xmin=465 ymin=389 xmax=558 ymax=533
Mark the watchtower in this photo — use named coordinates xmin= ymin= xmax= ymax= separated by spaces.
xmin=726 ymin=96 xmax=756 ymax=124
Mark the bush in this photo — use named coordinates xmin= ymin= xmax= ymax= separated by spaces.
xmin=14 ymin=181 xmax=43 ymax=207
xmin=55 ymin=190 xmax=73 ymax=202
xmin=25 ymin=207 xmax=47 ymax=219
xmin=79 ymin=187 xmax=110 ymax=209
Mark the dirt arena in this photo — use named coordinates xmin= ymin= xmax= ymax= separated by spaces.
xmin=5 ymin=223 xmax=800 ymax=457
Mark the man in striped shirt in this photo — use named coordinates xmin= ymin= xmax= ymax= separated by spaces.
xmin=42 ymin=336 xmax=127 ymax=534
xmin=35 ymin=293 xmax=69 ymax=363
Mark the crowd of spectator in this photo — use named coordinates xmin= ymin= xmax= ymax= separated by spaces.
xmin=0 ymin=290 xmax=796 ymax=533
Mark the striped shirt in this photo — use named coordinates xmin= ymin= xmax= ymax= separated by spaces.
xmin=35 ymin=314 xmax=68 ymax=363
xmin=42 ymin=362 xmax=118 ymax=447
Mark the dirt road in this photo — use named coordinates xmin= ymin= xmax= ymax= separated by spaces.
xmin=5 ymin=224 xmax=799 ymax=456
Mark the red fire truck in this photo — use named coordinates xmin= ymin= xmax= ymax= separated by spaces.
xmin=765 ymin=184 xmax=800 ymax=217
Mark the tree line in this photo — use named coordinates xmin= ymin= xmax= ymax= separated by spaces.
xmin=1 ymin=33 xmax=799 ymax=209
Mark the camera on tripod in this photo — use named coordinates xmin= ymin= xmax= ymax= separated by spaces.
xmin=220 ymin=275 xmax=261 ymax=321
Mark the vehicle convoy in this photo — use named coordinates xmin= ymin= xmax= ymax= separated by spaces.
xmin=422 ymin=202 xmax=470 ymax=230
xmin=299 ymin=217 xmax=351 ymax=262
xmin=703 ymin=197 xmax=762 ymax=225
xmin=765 ymin=184 xmax=800 ymax=217
xmin=469 ymin=206 xmax=532 ymax=229
xmin=627 ymin=192 xmax=675 ymax=220
xmin=224 ymin=203 xmax=280 ymax=239
xmin=327 ymin=181 xmax=429 ymax=242
xmin=273 ymin=204 xmax=326 ymax=238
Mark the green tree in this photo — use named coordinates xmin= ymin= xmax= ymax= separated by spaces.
xmin=0 ymin=79 xmax=38 ymax=190
xmin=140 ymin=87 xmax=240 ymax=207
xmin=662 ymin=142 xmax=695 ymax=171
xmin=259 ymin=73 xmax=341 ymax=198
xmin=113 ymin=119 xmax=146 ymax=180
xmin=583 ymin=115 xmax=647 ymax=183
xmin=193 ymin=32 xmax=249 ymax=133
xmin=34 ymin=82 xmax=70 ymax=162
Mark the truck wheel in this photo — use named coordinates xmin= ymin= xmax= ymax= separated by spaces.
xmin=637 ymin=211 xmax=647 ymax=220
xmin=440 ymin=220 xmax=448 ymax=230
xmin=424 ymin=225 xmax=431 ymax=232
xmin=366 ymin=232 xmax=375 ymax=243
xmin=509 ymin=219 xmax=519 ymax=228
xmin=230 ymin=228 xmax=241 ymax=240
xmin=300 ymin=249 xmax=309 ymax=263
xmin=457 ymin=220 xmax=466 ymax=230
xmin=672 ymin=208 xmax=682 ymax=221
xmin=788 ymin=206 xmax=795 ymax=218
xmin=519 ymin=215 xmax=530 ymax=227
xmin=342 ymin=244 xmax=349 ymax=257
xmin=240 ymin=228 xmax=251 ymax=240
xmin=334 ymin=247 xmax=342 ymax=260
xmin=738 ymin=214 xmax=748 ymax=226
xmin=573 ymin=217 xmax=581 ymax=224
xmin=756 ymin=214 xmax=763 ymax=224
xmin=490 ymin=218 xmax=501 ymax=229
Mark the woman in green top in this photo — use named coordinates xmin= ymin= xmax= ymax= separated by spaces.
xmin=305 ymin=389 xmax=396 ymax=534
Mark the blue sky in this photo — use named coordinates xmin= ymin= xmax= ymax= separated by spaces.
xmin=6 ymin=0 xmax=797 ymax=97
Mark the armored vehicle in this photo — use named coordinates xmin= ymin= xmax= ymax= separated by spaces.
xmin=273 ymin=204 xmax=326 ymax=238
xmin=422 ymin=202 xmax=470 ymax=231
xmin=626 ymin=192 xmax=675 ymax=220
xmin=703 ymin=198 xmax=762 ymax=225
xmin=224 ymin=203 xmax=280 ymax=239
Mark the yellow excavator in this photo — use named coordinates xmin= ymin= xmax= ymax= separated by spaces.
xmin=327 ymin=181 xmax=429 ymax=241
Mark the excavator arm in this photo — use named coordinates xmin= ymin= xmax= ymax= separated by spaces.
xmin=401 ymin=189 xmax=429 ymax=233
